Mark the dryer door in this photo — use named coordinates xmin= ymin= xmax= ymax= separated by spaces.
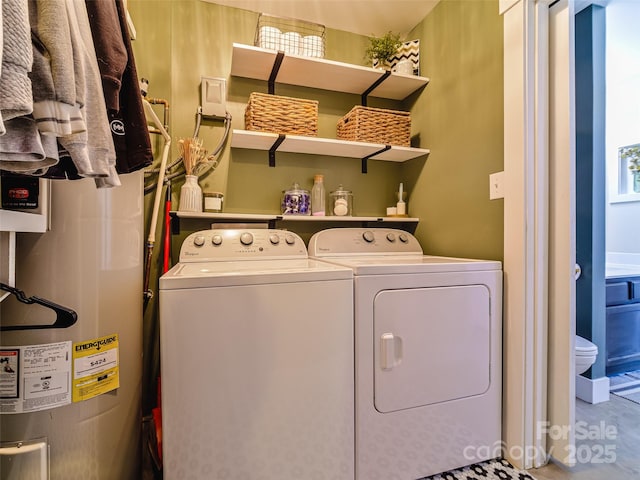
xmin=373 ymin=285 xmax=491 ymax=413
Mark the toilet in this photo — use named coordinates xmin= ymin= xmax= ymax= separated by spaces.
xmin=575 ymin=335 xmax=598 ymax=375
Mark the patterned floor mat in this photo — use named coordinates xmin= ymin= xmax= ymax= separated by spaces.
xmin=421 ymin=458 xmax=537 ymax=480
xmin=610 ymin=369 xmax=640 ymax=405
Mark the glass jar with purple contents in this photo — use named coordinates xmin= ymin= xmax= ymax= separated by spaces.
xmin=281 ymin=182 xmax=311 ymax=215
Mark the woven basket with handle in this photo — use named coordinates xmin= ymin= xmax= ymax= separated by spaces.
xmin=336 ymin=106 xmax=411 ymax=147
xmin=245 ymin=92 xmax=318 ymax=137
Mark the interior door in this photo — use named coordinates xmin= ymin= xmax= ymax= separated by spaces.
xmin=547 ymin=0 xmax=576 ymax=466
xmin=501 ymin=0 xmax=576 ymax=469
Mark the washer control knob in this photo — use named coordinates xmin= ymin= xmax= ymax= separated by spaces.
xmin=285 ymin=234 xmax=296 ymax=245
xmin=399 ymin=233 xmax=409 ymax=243
xmin=193 ymin=235 xmax=205 ymax=247
xmin=240 ymin=232 xmax=254 ymax=246
xmin=212 ymin=234 xmax=223 ymax=246
xmin=362 ymin=231 xmax=375 ymax=243
xmin=386 ymin=233 xmax=396 ymax=242
xmin=269 ymin=234 xmax=280 ymax=245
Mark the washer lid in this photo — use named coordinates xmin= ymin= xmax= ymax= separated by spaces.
xmin=575 ymin=336 xmax=598 ymax=355
xmin=160 ymin=258 xmax=352 ymax=289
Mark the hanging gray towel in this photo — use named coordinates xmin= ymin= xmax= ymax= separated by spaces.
xmin=0 ymin=0 xmax=33 ymax=125
xmin=0 ymin=116 xmax=58 ymax=173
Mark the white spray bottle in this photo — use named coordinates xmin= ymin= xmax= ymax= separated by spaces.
xmin=396 ymin=182 xmax=406 ymax=215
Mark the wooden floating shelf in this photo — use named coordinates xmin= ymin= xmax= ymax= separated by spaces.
xmin=172 ymin=211 xmax=419 ymax=223
xmin=169 ymin=211 xmax=419 ymax=234
xmin=231 ymin=130 xmax=430 ymax=163
xmin=231 ymin=43 xmax=429 ymax=101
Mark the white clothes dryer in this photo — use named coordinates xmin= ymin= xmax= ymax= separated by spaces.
xmin=160 ymin=229 xmax=354 ymax=480
xmin=308 ymin=228 xmax=502 ymax=480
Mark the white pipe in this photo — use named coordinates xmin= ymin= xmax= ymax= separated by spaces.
xmin=0 ymin=232 xmax=16 ymax=302
xmin=143 ymin=99 xmax=171 ymax=245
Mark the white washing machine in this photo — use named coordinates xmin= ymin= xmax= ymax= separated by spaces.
xmin=159 ymin=229 xmax=354 ymax=480
xmin=308 ymin=228 xmax=502 ymax=480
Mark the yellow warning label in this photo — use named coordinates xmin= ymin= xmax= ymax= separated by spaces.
xmin=72 ymin=334 xmax=119 ymax=402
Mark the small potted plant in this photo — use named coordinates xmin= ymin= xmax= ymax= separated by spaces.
xmin=621 ymin=145 xmax=640 ymax=193
xmin=365 ymin=31 xmax=402 ymax=70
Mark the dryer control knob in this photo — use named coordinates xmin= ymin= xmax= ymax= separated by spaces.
xmin=386 ymin=233 xmax=396 ymax=242
xmin=212 ymin=234 xmax=223 ymax=246
xmin=240 ymin=232 xmax=254 ymax=246
xmin=399 ymin=233 xmax=409 ymax=243
xmin=193 ymin=235 xmax=205 ymax=247
xmin=362 ymin=231 xmax=375 ymax=243
xmin=285 ymin=234 xmax=296 ymax=245
xmin=269 ymin=234 xmax=280 ymax=245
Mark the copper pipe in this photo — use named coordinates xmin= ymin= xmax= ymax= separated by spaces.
xmin=146 ymin=98 xmax=170 ymax=132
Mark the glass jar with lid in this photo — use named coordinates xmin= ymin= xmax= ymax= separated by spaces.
xmin=281 ymin=182 xmax=311 ymax=215
xmin=329 ymin=185 xmax=353 ymax=216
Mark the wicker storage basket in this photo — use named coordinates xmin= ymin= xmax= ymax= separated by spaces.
xmin=336 ymin=106 xmax=411 ymax=147
xmin=245 ymin=92 xmax=318 ymax=137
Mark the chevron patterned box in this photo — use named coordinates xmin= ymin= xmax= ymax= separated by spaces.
xmin=389 ymin=39 xmax=420 ymax=75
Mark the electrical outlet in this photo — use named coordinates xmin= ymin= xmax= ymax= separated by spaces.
xmin=200 ymin=76 xmax=227 ymax=118
xmin=489 ymin=171 xmax=504 ymax=200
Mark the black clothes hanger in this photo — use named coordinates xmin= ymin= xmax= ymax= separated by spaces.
xmin=0 ymin=283 xmax=78 ymax=331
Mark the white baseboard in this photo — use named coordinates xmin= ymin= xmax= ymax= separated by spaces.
xmin=576 ymin=375 xmax=610 ymax=404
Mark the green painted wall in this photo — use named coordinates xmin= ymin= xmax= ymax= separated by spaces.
xmin=128 ymin=0 xmax=504 ymax=413
xmin=130 ymin=0 xmax=503 ymax=259
xmin=404 ymin=0 xmax=504 ymax=260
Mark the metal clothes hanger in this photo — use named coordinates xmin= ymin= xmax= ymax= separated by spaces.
xmin=0 ymin=283 xmax=78 ymax=331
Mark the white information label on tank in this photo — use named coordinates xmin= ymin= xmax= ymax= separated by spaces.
xmin=24 ymin=371 xmax=69 ymax=399
xmin=0 ymin=341 xmax=72 ymax=414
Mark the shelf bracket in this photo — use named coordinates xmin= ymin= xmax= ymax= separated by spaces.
xmin=361 ymin=70 xmax=391 ymax=106
xmin=268 ymin=51 xmax=286 ymax=95
xmin=268 ymin=134 xmax=286 ymax=167
xmin=361 ymin=145 xmax=391 ymax=173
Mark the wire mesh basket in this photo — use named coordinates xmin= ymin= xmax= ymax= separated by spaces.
xmin=255 ymin=13 xmax=326 ymax=58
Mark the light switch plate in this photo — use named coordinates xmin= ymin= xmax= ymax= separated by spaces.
xmin=489 ymin=171 xmax=505 ymax=200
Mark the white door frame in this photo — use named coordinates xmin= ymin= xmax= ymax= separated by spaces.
xmin=501 ymin=0 xmax=550 ymax=469
xmin=500 ymin=0 xmax=578 ymax=470
xmin=547 ymin=0 xmax=578 ymax=465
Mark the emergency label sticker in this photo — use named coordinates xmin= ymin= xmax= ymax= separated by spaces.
xmin=0 ymin=349 xmax=19 ymax=399
xmin=0 ymin=342 xmax=72 ymax=414
xmin=72 ymin=334 xmax=120 ymax=402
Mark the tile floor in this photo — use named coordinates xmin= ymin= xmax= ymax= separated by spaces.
xmin=531 ymin=395 xmax=640 ymax=479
